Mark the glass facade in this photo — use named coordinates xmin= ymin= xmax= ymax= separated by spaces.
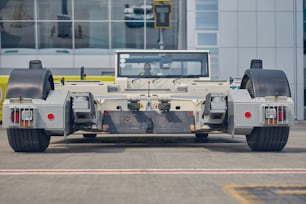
xmin=304 ymin=0 xmax=306 ymax=54
xmin=0 ymin=0 xmax=35 ymax=49
xmin=0 ymin=0 xmax=179 ymax=52
xmin=302 ymin=0 xmax=305 ymax=113
xmin=37 ymin=0 xmax=73 ymax=49
xmin=195 ymin=0 xmax=219 ymax=79
xmin=117 ymin=51 xmax=209 ymax=78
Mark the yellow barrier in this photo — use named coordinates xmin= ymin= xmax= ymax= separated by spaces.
xmin=0 ymin=76 xmax=9 ymax=122
xmin=53 ymin=75 xmax=115 ymax=83
xmin=0 ymin=75 xmax=115 ymax=122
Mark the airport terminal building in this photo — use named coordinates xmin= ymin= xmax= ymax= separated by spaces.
xmin=0 ymin=0 xmax=304 ymax=120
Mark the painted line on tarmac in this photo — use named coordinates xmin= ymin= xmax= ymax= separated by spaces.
xmin=224 ymin=184 xmax=306 ymax=204
xmin=0 ymin=168 xmax=306 ymax=175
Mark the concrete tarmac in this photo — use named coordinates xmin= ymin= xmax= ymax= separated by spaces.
xmin=0 ymin=121 xmax=306 ymax=204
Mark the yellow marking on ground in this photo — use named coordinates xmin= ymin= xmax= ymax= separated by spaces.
xmin=224 ymin=184 xmax=306 ymax=204
xmin=226 ymin=184 xmax=306 ymax=188
xmin=224 ymin=185 xmax=265 ymax=204
xmin=275 ymin=190 xmax=306 ymax=195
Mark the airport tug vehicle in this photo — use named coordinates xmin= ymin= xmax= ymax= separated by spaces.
xmin=2 ymin=50 xmax=294 ymax=152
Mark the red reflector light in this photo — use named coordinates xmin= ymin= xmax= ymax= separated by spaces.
xmin=244 ymin=111 xmax=252 ymax=118
xmin=11 ymin=111 xmax=20 ymax=123
xmin=278 ymin=108 xmax=286 ymax=121
xmin=278 ymin=110 xmax=283 ymax=121
xmin=47 ymin=113 xmax=55 ymax=120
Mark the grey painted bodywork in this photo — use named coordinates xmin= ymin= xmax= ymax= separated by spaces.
xmin=3 ymin=90 xmax=71 ymax=135
xmin=2 ymin=50 xmax=295 ymax=137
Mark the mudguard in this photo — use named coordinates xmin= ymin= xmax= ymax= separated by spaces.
xmin=6 ymin=69 xmax=54 ymax=100
xmin=240 ymin=69 xmax=291 ymax=98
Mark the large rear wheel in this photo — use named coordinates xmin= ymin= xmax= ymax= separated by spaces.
xmin=6 ymin=61 xmax=54 ymax=152
xmin=241 ymin=69 xmax=291 ymax=152
xmin=246 ymin=127 xmax=289 ymax=151
xmin=7 ymin=128 xmax=50 ymax=152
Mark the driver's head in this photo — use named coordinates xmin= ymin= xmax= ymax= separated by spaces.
xmin=144 ymin=63 xmax=151 ymax=75
xmin=144 ymin=63 xmax=151 ymax=71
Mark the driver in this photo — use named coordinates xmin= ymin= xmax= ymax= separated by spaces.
xmin=139 ymin=63 xmax=154 ymax=76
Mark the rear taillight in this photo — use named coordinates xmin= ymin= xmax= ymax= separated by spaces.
xmin=10 ymin=109 xmax=33 ymax=127
xmin=11 ymin=111 xmax=20 ymax=123
xmin=278 ymin=107 xmax=286 ymax=121
xmin=264 ymin=106 xmax=287 ymax=125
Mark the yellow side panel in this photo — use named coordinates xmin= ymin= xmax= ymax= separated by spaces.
xmin=0 ymin=76 xmax=9 ymax=122
xmin=53 ymin=75 xmax=115 ymax=83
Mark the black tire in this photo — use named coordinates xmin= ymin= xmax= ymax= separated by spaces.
xmin=241 ymin=69 xmax=291 ymax=151
xmin=195 ymin=133 xmax=208 ymax=138
xmin=246 ymin=127 xmax=289 ymax=151
xmin=240 ymin=69 xmax=291 ymax=98
xmin=7 ymin=128 xmax=50 ymax=152
xmin=5 ymin=62 xmax=54 ymax=152
xmin=6 ymin=68 xmax=54 ymax=100
xmin=83 ymin=134 xmax=97 ymax=139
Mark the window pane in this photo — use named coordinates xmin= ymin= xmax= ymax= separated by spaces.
xmin=0 ymin=0 xmax=34 ymax=20
xmin=110 ymin=0 xmax=178 ymax=49
xmin=74 ymin=0 xmax=108 ymax=20
xmin=146 ymin=26 xmax=160 ymax=49
xmin=169 ymin=0 xmax=177 ymax=21
xmin=146 ymin=25 xmax=178 ymax=49
xmin=197 ymin=33 xmax=217 ymax=46
xmin=196 ymin=11 xmax=218 ymax=30
xmin=38 ymin=22 xmax=72 ymax=49
xmin=112 ymin=1 xmax=131 ymax=21
xmin=112 ymin=22 xmax=144 ymax=49
xmin=1 ymin=22 xmax=35 ymax=48
xmin=112 ymin=0 xmax=177 ymax=21
xmin=75 ymin=22 xmax=109 ymax=49
xmin=113 ymin=1 xmax=177 ymax=22
xmin=112 ymin=0 xmax=148 ymax=21
xmin=196 ymin=0 xmax=218 ymax=10
xmin=117 ymin=52 xmax=208 ymax=77
xmin=38 ymin=0 xmax=72 ymax=20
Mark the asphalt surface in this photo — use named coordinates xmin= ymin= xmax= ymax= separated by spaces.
xmin=0 ymin=121 xmax=306 ymax=204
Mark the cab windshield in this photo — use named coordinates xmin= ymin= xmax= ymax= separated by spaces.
xmin=117 ymin=51 xmax=209 ymax=78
